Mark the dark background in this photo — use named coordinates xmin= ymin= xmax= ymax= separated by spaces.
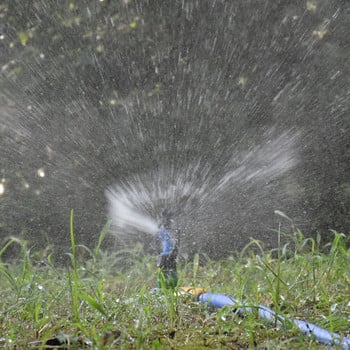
xmin=0 ymin=0 xmax=349 ymax=260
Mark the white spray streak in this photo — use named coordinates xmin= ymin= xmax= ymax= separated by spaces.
xmin=106 ymin=188 xmax=159 ymax=235
xmin=106 ymin=129 xmax=299 ymax=236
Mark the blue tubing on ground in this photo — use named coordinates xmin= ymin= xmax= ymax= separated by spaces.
xmin=198 ymin=293 xmax=350 ymax=349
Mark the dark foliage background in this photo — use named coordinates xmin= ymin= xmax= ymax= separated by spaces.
xmin=0 ymin=0 xmax=349 ymax=260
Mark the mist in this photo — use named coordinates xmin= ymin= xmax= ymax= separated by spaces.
xmin=0 ymin=0 xmax=349 ymax=260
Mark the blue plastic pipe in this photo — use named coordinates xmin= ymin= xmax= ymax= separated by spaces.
xmin=198 ymin=293 xmax=350 ymax=349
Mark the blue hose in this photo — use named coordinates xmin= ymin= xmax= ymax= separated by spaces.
xmin=198 ymin=293 xmax=350 ymax=349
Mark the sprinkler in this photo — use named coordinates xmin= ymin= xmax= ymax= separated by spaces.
xmin=156 ymin=209 xmax=179 ymax=289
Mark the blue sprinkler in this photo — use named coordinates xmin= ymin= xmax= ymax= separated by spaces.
xmin=156 ymin=210 xmax=178 ymax=289
xmin=154 ymin=212 xmax=350 ymax=348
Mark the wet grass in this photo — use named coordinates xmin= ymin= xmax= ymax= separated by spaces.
xmin=0 ymin=219 xmax=349 ymax=349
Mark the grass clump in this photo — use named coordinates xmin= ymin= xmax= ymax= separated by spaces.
xmin=0 ymin=220 xmax=349 ymax=349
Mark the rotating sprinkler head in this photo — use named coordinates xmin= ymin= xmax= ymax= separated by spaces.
xmin=157 ymin=209 xmax=178 ymax=289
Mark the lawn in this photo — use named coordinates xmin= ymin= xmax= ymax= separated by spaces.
xmin=0 ymin=222 xmax=349 ymax=349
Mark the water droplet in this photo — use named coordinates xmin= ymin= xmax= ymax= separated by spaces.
xmin=306 ymin=1 xmax=317 ymax=12
xmin=37 ymin=168 xmax=45 ymax=178
xmin=0 ymin=183 xmax=5 ymax=196
xmin=313 ymin=29 xmax=327 ymax=39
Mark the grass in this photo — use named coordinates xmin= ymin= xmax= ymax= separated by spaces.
xmin=0 ymin=220 xmax=349 ymax=349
